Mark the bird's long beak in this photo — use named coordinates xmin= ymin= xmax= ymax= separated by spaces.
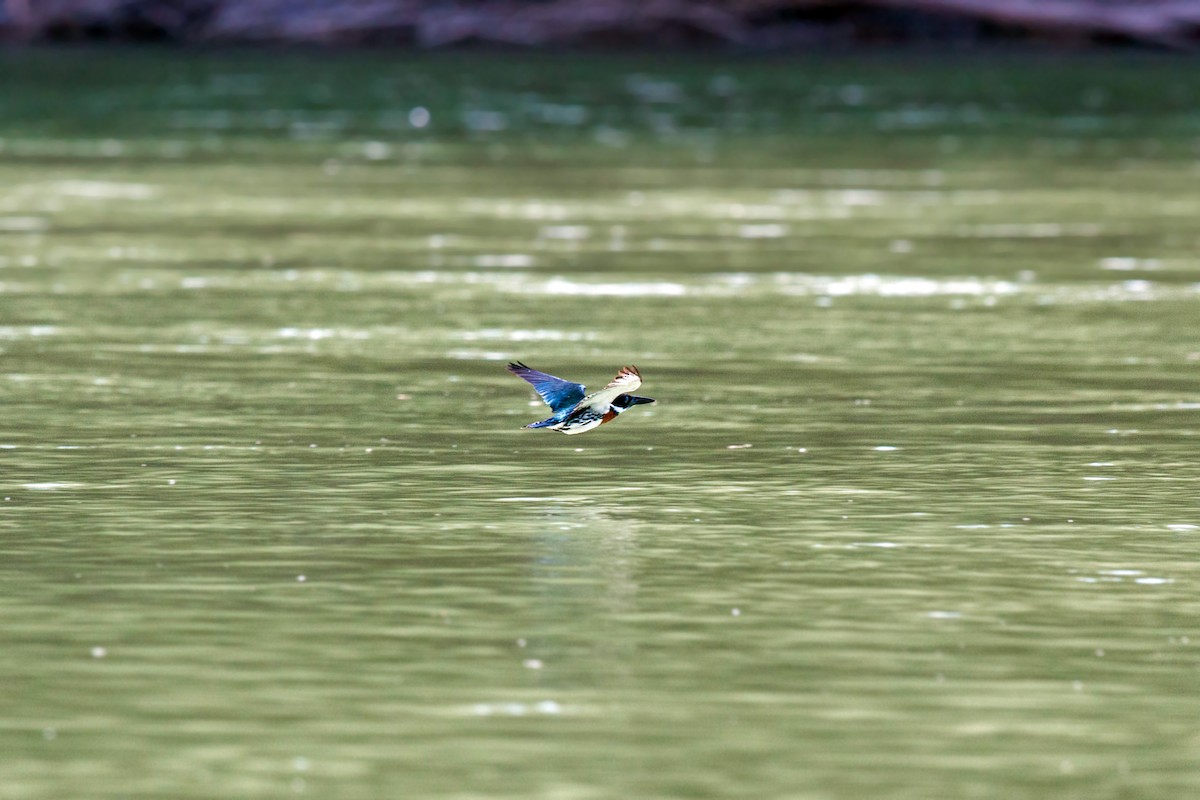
xmin=628 ymin=395 xmax=655 ymax=406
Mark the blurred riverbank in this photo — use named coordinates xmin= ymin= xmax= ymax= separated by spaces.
xmin=3 ymin=0 xmax=1198 ymax=50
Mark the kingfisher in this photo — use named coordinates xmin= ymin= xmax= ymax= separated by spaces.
xmin=506 ymin=361 xmax=655 ymax=435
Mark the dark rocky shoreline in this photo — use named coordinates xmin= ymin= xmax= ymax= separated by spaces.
xmin=3 ymin=0 xmax=1198 ymax=49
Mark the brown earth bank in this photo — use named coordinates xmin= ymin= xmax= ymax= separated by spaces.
xmin=3 ymin=0 xmax=1199 ymax=49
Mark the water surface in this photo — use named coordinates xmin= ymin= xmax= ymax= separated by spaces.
xmin=2 ymin=51 xmax=1200 ymax=798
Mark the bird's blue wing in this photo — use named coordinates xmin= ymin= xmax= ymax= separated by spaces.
xmin=506 ymin=362 xmax=585 ymax=413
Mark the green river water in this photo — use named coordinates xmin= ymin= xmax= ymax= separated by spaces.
xmin=2 ymin=51 xmax=1200 ymax=798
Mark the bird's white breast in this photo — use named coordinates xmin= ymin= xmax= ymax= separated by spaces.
xmin=555 ymin=417 xmax=605 ymax=434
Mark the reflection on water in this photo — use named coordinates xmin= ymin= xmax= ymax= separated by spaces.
xmin=2 ymin=50 xmax=1200 ymax=799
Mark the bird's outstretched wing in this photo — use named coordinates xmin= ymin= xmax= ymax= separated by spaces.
xmin=506 ymin=362 xmax=586 ymax=413
xmin=581 ymin=366 xmax=641 ymax=409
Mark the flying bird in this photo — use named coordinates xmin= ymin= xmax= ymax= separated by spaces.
xmin=506 ymin=362 xmax=655 ymax=435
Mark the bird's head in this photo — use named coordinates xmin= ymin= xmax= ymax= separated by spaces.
xmin=612 ymin=394 xmax=655 ymax=413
